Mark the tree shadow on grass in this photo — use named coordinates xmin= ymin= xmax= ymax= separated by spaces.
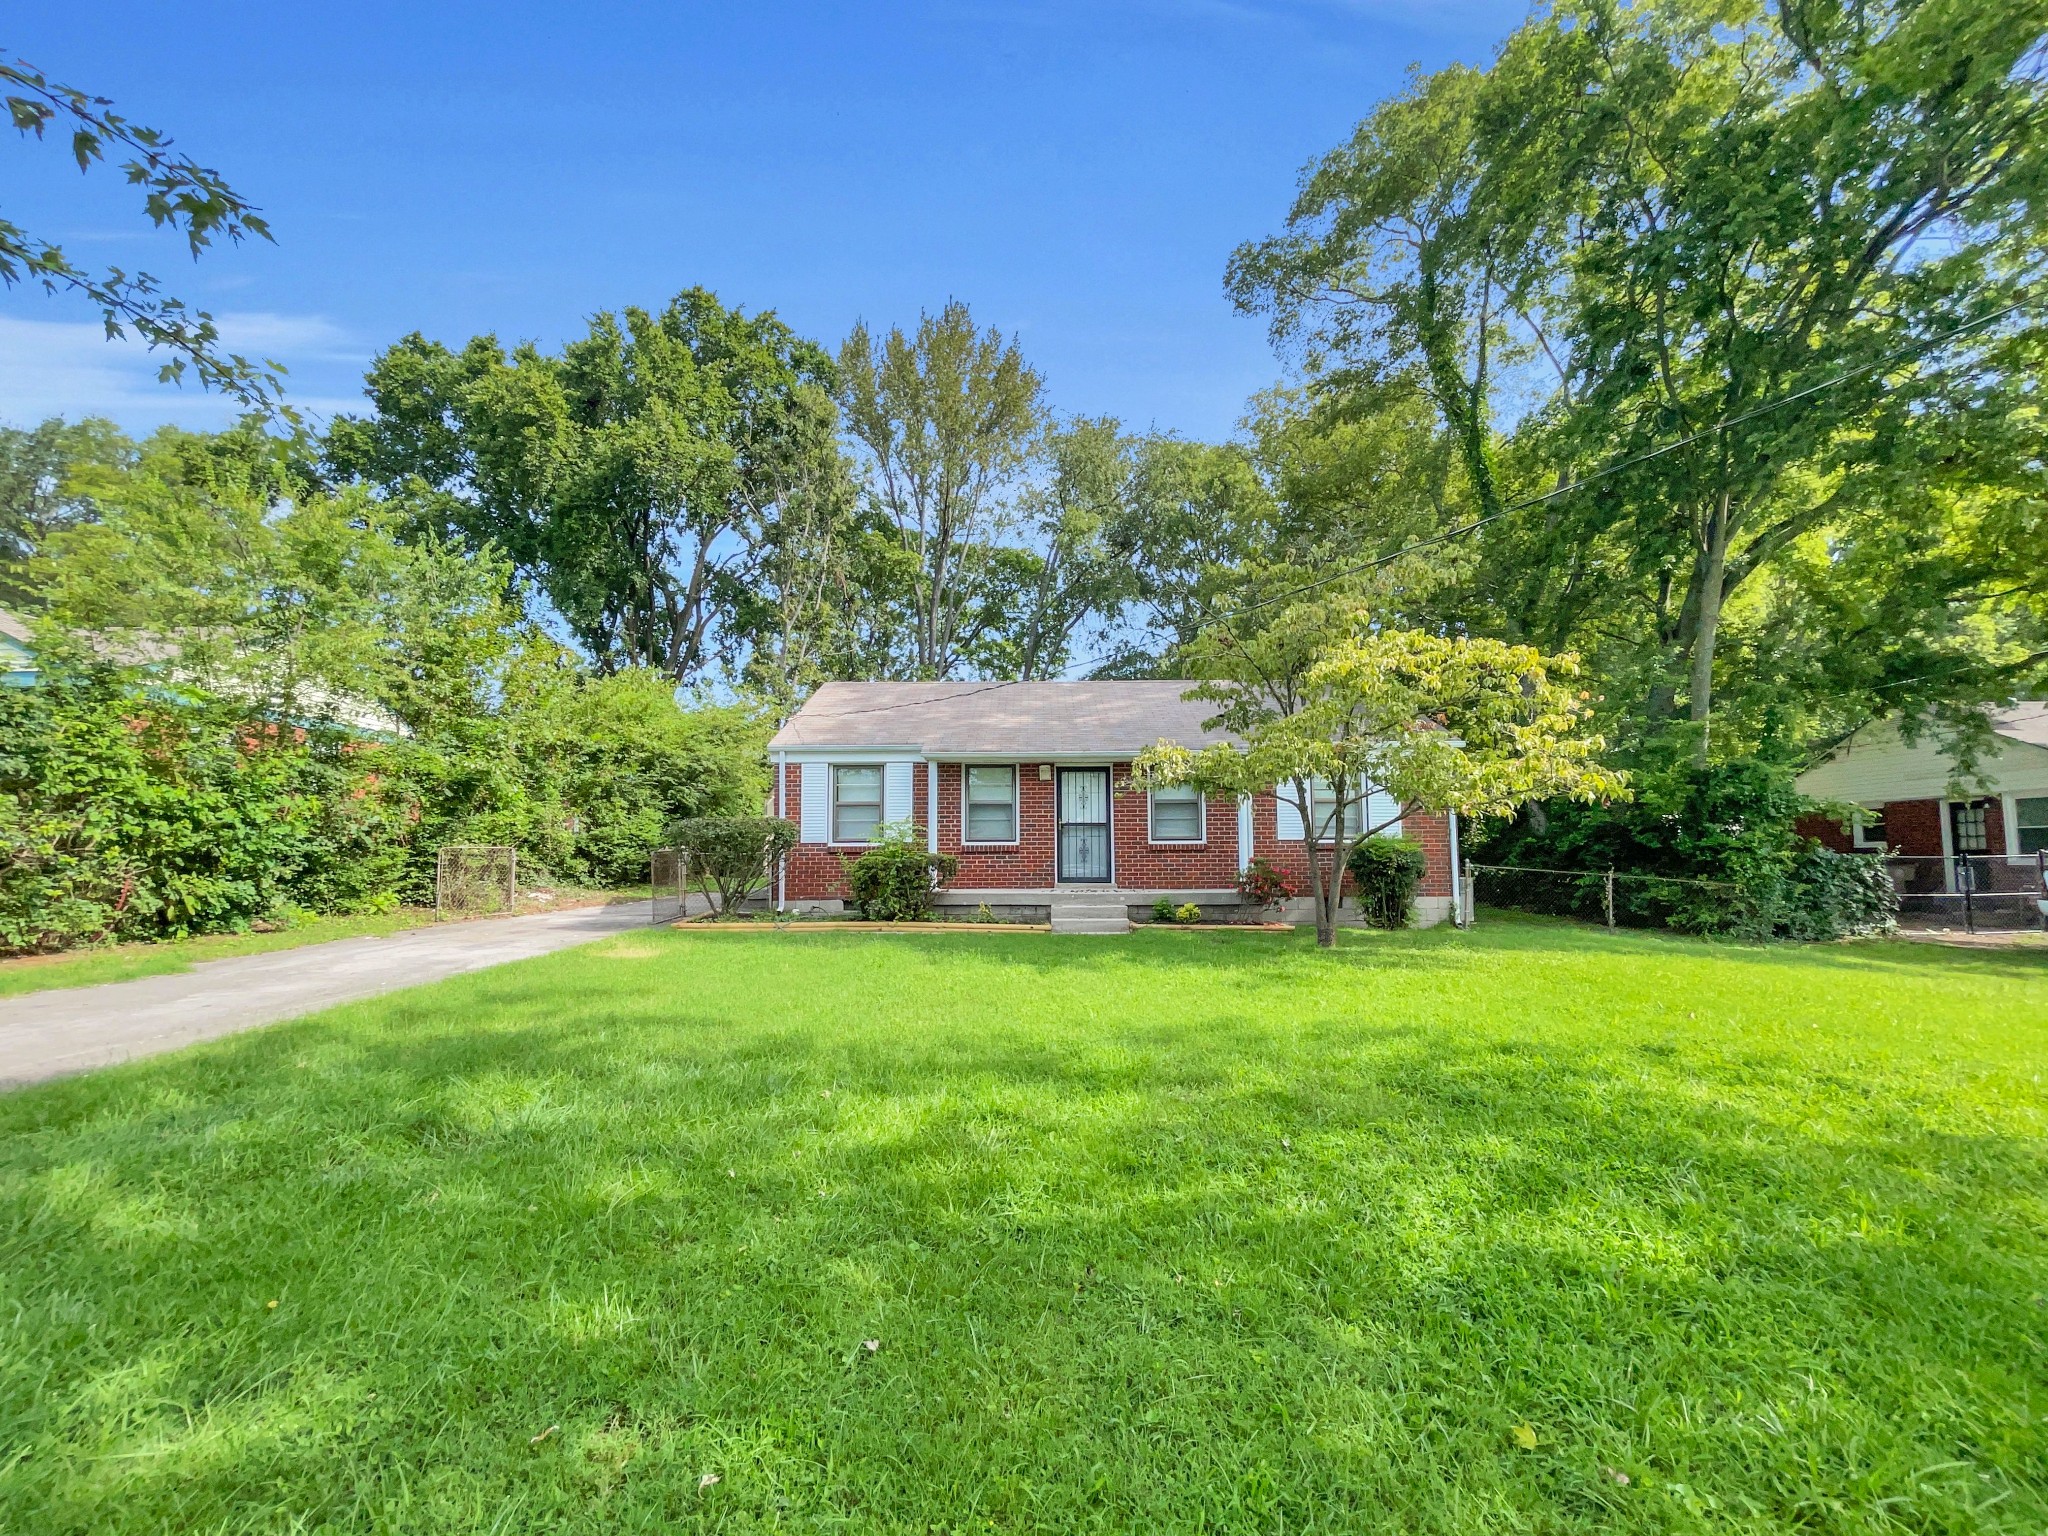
xmin=1 ymin=931 xmax=2044 ymax=1533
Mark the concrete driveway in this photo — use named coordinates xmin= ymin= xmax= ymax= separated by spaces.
xmin=0 ymin=899 xmax=690 ymax=1090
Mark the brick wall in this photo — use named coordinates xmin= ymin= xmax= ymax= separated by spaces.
xmin=1107 ymin=764 xmax=1241 ymax=890
xmin=772 ymin=760 xmax=1457 ymax=901
xmin=1244 ymin=794 xmax=1452 ymax=898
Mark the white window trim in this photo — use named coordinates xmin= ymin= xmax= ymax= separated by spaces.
xmin=2006 ymin=791 xmax=2048 ymax=860
xmin=1850 ymin=807 xmax=1889 ymax=851
xmin=1147 ymin=786 xmax=1206 ymax=845
xmin=960 ymin=763 xmax=1021 ymax=846
xmin=830 ymin=762 xmax=885 ymax=847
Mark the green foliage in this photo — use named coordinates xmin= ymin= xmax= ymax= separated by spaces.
xmin=1229 ymin=0 xmax=2048 ymax=758
xmin=1171 ymin=902 xmax=1203 ymax=925
xmin=326 ymin=289 xmax=848 ymax=687
xmin=1136 ymin=599 xmax=1622 ymax=947
xmin=841 ymin=822 xmax=959 ymax=921
xmin=1477 ymin=760 xmax=1900 ymax=941
xmin=669 ymin=816 xmax=797 ymax=920
xmin=1345 ymin=836 xmax=1427 ymax=929
xmin=837 ymin=300 xmax=1047 ymax=678
xmin=0 ymin=58 xmax=288 ymax=412
xmin=1151 ymin=896 xmax=1175 ymax=923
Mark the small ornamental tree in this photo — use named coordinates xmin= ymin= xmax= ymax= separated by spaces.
xmin=669 ymin=815 xmax=797 ymax=919
xmin=1133 ymin=599 xmax=1625 ymax=947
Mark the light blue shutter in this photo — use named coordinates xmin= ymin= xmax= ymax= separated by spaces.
xmin=1275 ymin=786 xmax=1305 ymax=840
xmin=799 ymin=762 xmax=829 ymax=844
xmin=883 ymin=760 xmax=915 ymax=828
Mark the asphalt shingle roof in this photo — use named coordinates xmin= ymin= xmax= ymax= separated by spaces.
xmin=766 ymin=680 xmax=1235 ymax=756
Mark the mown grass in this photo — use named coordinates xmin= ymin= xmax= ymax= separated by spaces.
xmin=1 ymin=924 xmax=2043 ymax=1533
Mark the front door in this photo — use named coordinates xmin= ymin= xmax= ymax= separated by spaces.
xmin=1056 ymin=767 xmax=1112 ymax=883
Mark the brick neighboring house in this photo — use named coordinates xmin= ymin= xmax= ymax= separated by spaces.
xmin=763 ymin=680 xmax=1462 ymax=929
xmin=1794 ymin=702 xmax=2048 ymax=897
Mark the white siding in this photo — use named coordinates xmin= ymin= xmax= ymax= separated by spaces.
xmin=799 ymin=761 xmax=830 ymax=844
xmin=1236 ymin=796 xmax=1254 ymax=872
xmin=1796 ymin=719 xmax=2048 ymax=803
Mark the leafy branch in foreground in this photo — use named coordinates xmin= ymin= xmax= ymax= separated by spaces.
xmin=1 ymin=52 xmax=288 ymax=414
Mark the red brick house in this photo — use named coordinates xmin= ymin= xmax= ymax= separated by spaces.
xmin=1795 ymin=702 xmax=2048 ymax=906
xmin=763 ymin=681 xmax=1462 ymax=932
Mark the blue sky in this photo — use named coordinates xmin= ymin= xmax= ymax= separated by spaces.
xmin=3 ymin=1 xmax=1526 ymax=443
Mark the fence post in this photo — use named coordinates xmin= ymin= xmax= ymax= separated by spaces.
xmin=507 ymin=849 xmax=518 ymax=914
xmin=1604 ymin=869 xmax=1616 ymax=932
xmin=1462 ymin=871 xmax=1476 ymax=927
xmin=434 ymin=846 xmax=445 ymax=922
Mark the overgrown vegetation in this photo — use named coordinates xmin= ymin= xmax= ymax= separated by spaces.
xmin=1473 ymin=761 xmax=1898 ymax=941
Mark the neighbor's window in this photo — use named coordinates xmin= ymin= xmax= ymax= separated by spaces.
xmin=1852 ymin=808 xmax=1888 ymax=849
xmin=1308 ymin=777 xmax=1364 ymax=841
xmin=964 ymin=765 xmax=1017 ymax=842
xmin=1149 ymin=785 xmax=1204 ymax=843
xmin=2018 ymin=796 xmax=2048 ymax=856
xmin=832 ymin=764 xmax=884 ymax=843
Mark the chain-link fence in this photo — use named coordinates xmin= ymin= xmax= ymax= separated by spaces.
xmin=1467 ymin=863 xmax=1740 ymax=932
xmin=650 ymin=847 xmax=687 ymax=924
xmin=435 ymin=844 xmax=517 ymax=920
xmin=1885 ymin=853 xmax=2047 ymax=933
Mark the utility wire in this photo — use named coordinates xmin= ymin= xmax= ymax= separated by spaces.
xmin=796 ymin=290 xmax=2043 ymax=711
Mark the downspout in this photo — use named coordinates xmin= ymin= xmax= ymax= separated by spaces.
xmin=774 ymin=749 xmax=787 ymax=913
xmin=1448 ymin=809 xmax=1464 ymax=927
xmin=927 ymin=760 xmax=939 ymax=854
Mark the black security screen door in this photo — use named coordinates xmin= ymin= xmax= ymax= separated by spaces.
xmin=1057 ymin=768 xmax=1112 ymax=882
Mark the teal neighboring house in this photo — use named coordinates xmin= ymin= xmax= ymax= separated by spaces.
xmin=0 ymin=607 xmax=36 ymax=687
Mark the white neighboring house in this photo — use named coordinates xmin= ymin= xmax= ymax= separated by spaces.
xmin=1794 ymin=702 xmax=2048 ymax=893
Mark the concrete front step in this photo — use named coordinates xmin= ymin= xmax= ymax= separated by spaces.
xmin=1051 ymin=916 xmax=1132 ymax=934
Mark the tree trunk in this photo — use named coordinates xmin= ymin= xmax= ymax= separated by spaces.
xmin=1685 ymin=495 xmax=1732 ymax=765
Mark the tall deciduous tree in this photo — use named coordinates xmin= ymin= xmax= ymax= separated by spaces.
xmin=837 ymin=300 xmax=1045 ymax=678
xmin=0 ymin=416 xmax=132 ymax=609
xmin=1233 ymin=0 xmax=2048 ymax=760
xmin=1135 ymin=599 xmax=1622 ymax=947
xmin=327 ymin=289 xmax=844 ymax=687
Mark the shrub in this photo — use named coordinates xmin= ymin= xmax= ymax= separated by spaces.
xmin=669 ymin=815 xmax=798 ymax=920
xmin=1152 ymin=896 xmax=1176 ymax=923
xmin=1346 ymin=836 xmax=1426 ymax=929
xmin=1172 ymin=902 xmax=1203 ymax=925
xmin=842 ymin=822 xmax=958 ymax=922
xmin=1235 ymin=855 xmax=1297 ymax=909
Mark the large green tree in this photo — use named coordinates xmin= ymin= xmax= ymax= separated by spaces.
xmin=1233 ymin=0 xmax=2048 ymax=760
xmin=327 ymin=289 xmax=845 ymax=687
xmin=837 ymin=300 xmax=1046 ymax=678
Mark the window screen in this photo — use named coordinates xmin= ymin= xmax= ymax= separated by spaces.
xmin=964 ymin=766 xmax=1017 ymax=842
xmin=832 ymin=765 xmax=883 ymax=843
xmin=1149 ymin=786 xmax=1203 ymax=842
xmin=2018 ymin=797 xmax=2048 ymax=856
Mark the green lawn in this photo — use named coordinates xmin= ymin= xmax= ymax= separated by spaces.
xmin=2 ymin=925 xmax=2043 ymax=1533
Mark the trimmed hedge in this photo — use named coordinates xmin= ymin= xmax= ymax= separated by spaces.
xmin=1345 ymin=836 xmax=1427 ymax=929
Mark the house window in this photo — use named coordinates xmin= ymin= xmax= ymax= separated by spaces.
xmin=1149 ymin=785 xmax=1204 ymax=843
xmin=832 ymin=764 xmax=884 ymax=844
xmin=2017 ymin=797 xmax=2048 ymax=856
xmin=1950 ymin=799 xmax=1991 ymax=854
xmin=963 ymin=765 xmax=1017 ymax=842
xmin=1309 ymin=777 xmax=1364 ymax=842
xmin=1851 ymin=808 xmax=1888 ymax=850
